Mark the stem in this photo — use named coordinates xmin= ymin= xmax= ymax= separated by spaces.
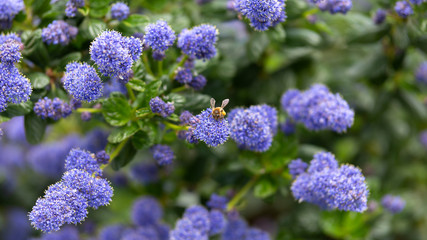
xmin=163 ymin=121 xmax=189 ymax=131
xmin=171 ymin=85 xmax=187 ymax=93
xmin=76 ymin=108 xmax=102 ymax=113
xmin=143 ymin=54 xmax=154 ymax=76
xmin=109 ymin=139 xmax=128 ymax=161
xmin=226 ymin=175 xmax=259 ymax=211
xmin=126 ymin=84 xmax=136 ymax=102
xmin=157 ymin=60 xmax=163 ymax=78
xmin=169 ymin=55 xmax=188 ymax=80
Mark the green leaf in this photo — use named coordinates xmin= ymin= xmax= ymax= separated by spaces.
xmin=111 ymin=140 xmax=137 ymax=170
xmin=24 ymin=112 xmax=47 ymax=144
xmin=247 ymin=32 xmax=270 ymax=61
xmin=135 ymin=107 xmax=151 ymax=118
xmin=102 ymin=94 xmax=132 ymax=126
xmin=398 ymin=90 xmax=427 ymax=121
xmin=347 ymin=24 xmax=391 ymax=44
xmin=118 ymin=14 xmax=150 ymax=34
xmin=131 ymin=130 xmax=151 ymax=149
xmin=21 ymin=30 xmax=50 ymax=67
xmin=286 ymin=28 xmax=322 ymax=46
xmin=167 ymin=93 xmax=186 ymax=110
xmin=89 ymin=0 xmax=110 ymax=18
xmin=254 ymin=177 xmax=277 ymax=199
xmin=28 ymin=72 xmax=50 ymax=89
xmin=0 ymin=101 xmax=34 ymax=118
xmin=80 ymin=18 xmax=107 ymax=40
xmin=0 ymin=116 xmax=10 ymax=123
xmin=132 ymin=59 xmax=146 ymax=79
xmin=127 ymin=79 xmax=146 ymax=92
xmin=181 ymin=93 xmax=211 ymax=112
xmin=107 ymin=123 xmax=140 ymax=143
xmin=58 ymin=52 xmax=82 ymax=70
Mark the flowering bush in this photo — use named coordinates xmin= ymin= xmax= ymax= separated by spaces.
xmin=1 ymin=0 xmax=426 ymax=239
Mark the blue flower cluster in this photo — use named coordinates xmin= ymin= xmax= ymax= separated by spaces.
xmin=235 ymin=0 xmax=286 ymax=31
xmin=207 ymin=194 xmax=228 ymax=210
xmin=395 ymin=1 xmax=413 ymax=18
xmin=281 ymin=84 xmax=354 ymax=133
xmin=288 ymin=159 xmax=308 ymax=179
xmin=144 ymin=20 xmax=176 ymax=59
xmin=178 ymin=24 xmax=219 ymax=60
xmin=221 ymin=213 xmax=271 ymax=240
xmin=279 ymin=119 xmax=296 ymax=135
xmin=150 ymin=96 xmax=175 ymax=117
xmin=309 ymin=0 xmax=352 ymax=14
xmin=34 ymin=97 xmax=72 ymax=120
xmin=96 ymin=150 xmax=110 ymax=164
xmin=0 ymin=33 xmax=31 ymax=112
xmin=151 ymin=144 xmax=175 ymax=166
xmin=62 ymin=62 xmax=103 ymax=102
xmin=229 ymin=104 xmax=278 ymax=152
xmin=41 ymin=20 xmax=78 ymax=45
xmin=0 ymin=0 xmax=24 ymax=29
xmin=174 ymin=60 xmax=208 ymax=90
xmin=29 ymin=148 xmax=113 ymax=233
xmin=290 ymin=151 xmax=369 ymax=212
xmin=110 ymin=2 xmax=130 ymax=21
xmin=130 ymin=162 xmax=159 ymax=184
xmin=175 ymin=67 xmax=193 ymax=84
xmin=373 ymin=9 xmax=387 ymax=25
xmin=187 ymin=108 xmax=230 ymax=147
xmin=381 ymin=195 xmax=405 ymax=214
xmin=65 ymin=148 xmax=102 ymax=176
xmin=410 ymin=0 xmax=425 ymax=4
xmin=90 ymin=30 xmax=142 ymax=77
xmin=170 ymin=205 xmax=227 ymax=239
xmin=65 ymin=0 xmax=85 ymax=18
xmin=416 ymin=62 xmax=427 ymax=84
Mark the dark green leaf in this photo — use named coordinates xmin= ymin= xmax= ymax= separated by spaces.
xmin=28 ymin=72 xmax=50 ymax=89
xmin=135 ymin=108 xmax=151 ymax=118
xmin=102 ymin=94 xmax=132 ymax=126
xmin=347 ymin=24 xmax=391 ymax=44
xmin=24 ymin=112 xmax=47 ymax=144
xmin=111 ymin=140 xmax=137 ymax=170
xmin=89 ymin=0 xmax=110 ymax=18
xmin=128 ymin=79 xmax=146 ymax=92
xmin=80 ymin=18 xmax=107 ymax=40
xmin=286 ymin=28 xmax=322 ymax=46
xmin=247 ymin=32 xmax=270 ymax=61
xmin=58 ymin=52 xmax=82 ymax=70
xmin=131 ymin=130 xmax=151 ymax=149
xmin=21 ymin=30 xmax=50 ymax=67
xmin=254 ymin=177 xmax=277 ymax=199
xmin=398 ymin=90 xmax=427 ymax=121
xmin=0 ymin=101 xmax=34 ymax=118
xmin=0 ymin=116 xmax=10 ymax=123
xmin=107 ymin=124 xmax=140 ymax=143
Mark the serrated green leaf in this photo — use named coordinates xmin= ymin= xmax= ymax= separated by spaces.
xmin=111 ymin=140 xmax=137 ymax=170
xmin=254 ymin=177 xmax=277 ymax=199
xmin=102 ymin=94 xmax=132 ymax=126
xmin=28 ymin=72 xmax=50 ymax=89
xmin=108 ymin=124 xmax=140 ymax=143
xmin=24 ymin=112 xmax=47 ymax=144
xmin=0 ymin=101 xmax=34 ymax=118
xmin=127 ymin=79 xmax=145 ymax=92
xmin=21 ymin=29 xmax=50 ymax=67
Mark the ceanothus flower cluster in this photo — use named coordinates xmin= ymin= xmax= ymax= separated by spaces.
xmin=110 ymin=2 xmax=130 ymax=21
xmin=144 ymin=20 xmax=176 ymax=60
xmin=228 ymin=105 xmax=278 ymax=152
xmin=373 ymin=9 xmax=387 ymax=25
xmin=151 ymin=144 xmax=175 ymax=166
xmin=308 ymin=0 xmax=352 ymax=14
xmin=290 ymin=152 xmax=369 ymax=212
xmin=0 ymin=0 xmax=24 ymax=29
xmin=281 ymin=84 xmax=354 ymax=133
xmin=174 ymin=58 xmax=208 ymax=90
xmin=29 ymin=148 xmax=113 ymax=233
xmin=0 ymin=35 xmax=32 ymax=112
xmin=149 ymin=96 xmax=175 ymax=117
xmin=34 ymin=97 xmax=72 ymax=120
xmin=90 ymin=30 xmax=142 ymax=78
xmin=186 ymin=108 xmax=230 ymax=147
xmin=62 ymin=62 xmax=103 ymax=102
xmin=381 ymin=195 xmax=405 ymax=214
xmin=415 ymin=62 xmax=427 ymax=84
xmin=235 ymin=0 xmax=286 ymax=31
xmin=65 ymin=0 xmax=85 ymax=18
xmin=177 ymin=24 xmax=219 ymax=60
xmin=221 ymin=213 xmax=271 ymax=240
xmin=394 ymin=1 xmax=413 ymax=18
xmin=41 ymin=20 xmax=78 ymax=45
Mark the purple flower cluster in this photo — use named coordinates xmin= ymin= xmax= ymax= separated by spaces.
xmin=174 ymin=62 xmax=208 ymax=90
xmin=373 ymin=9 xmax=387 ymax=25
xmin=394 ymin=1 xmax=413 ymax=18
xmin=110 ymin=2 xmax=130 ymax=21
xmin=144 ymin=20 xmax=176 ymax=59
xmin=42 ymin=20 xmax=78 ymax=45
xmin=149 ymin=96 xmax=175 ymax=117
xmin=281 ymin=84 xmax=354 ymax=133
xmin=290 ymin=151 xmax=369 ymax=212
xmin=65 ymin=0 xmax=85 ymax=18
xmin=34 ymin=97 xmax=72 ymax=120
xmin=280 ymin=119 xmax=296 ymax=135
xmin=0 ymin=0 xmax=24 ymax=29
xmin=0 ymin=34 xmax=32 ymax=112
xmin=235 ymin=0 xmax=286 ymax=31
xmin=221 ymin=214 xmax=271 ymax=240
xmin=381 ymin=195 xmax=405 ymax=214
xmin=178 ymin=24 xmax=219 ymax=60
xmin=96 ymin=150 xmax=110 ymax=164
xmin=419 ymin=130 xmax=427 ymax=148
xmin=228 ymin=104 xmax=277 ymax=152
xmin=151 ymin=144 xmax=175 ymax=166
xmin=309 ymin=0 xmax=352 ymax=14
xmin=29 ymin=149 xmax=113 ymax=232
xmin=64 ymin=148 xmax=102 ymax=176
xmin=175 ymin=67 xmax=193 ymax=84
xmin=62 ymin=62 xmax=103 ymax=102
xmin=90 ymin=30 xmax=142 ymax=78
xmin=416 ymin=62 xmax=427 ymax=84
xmin=187 ymin=108 xmax=230 ymax=147
xmin=207 ymin=194 xmax=228 ymax=211
xmin=288 ymin=159 xmax=308 ymax=179
xmin=170 ymin=205 xmax=227 ymax=239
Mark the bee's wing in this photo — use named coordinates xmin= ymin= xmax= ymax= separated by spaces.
xmin=210 ymin=98 xmax=216 ymax=109
xmin=221 ymin=99 xmax=229 ymax=108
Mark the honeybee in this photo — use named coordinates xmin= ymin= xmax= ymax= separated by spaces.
xmin=210 ymin=98 xmax=229 ymax=120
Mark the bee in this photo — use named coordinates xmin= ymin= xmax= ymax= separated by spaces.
xmin=210 ymin=98 xmax=229 ymax=120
